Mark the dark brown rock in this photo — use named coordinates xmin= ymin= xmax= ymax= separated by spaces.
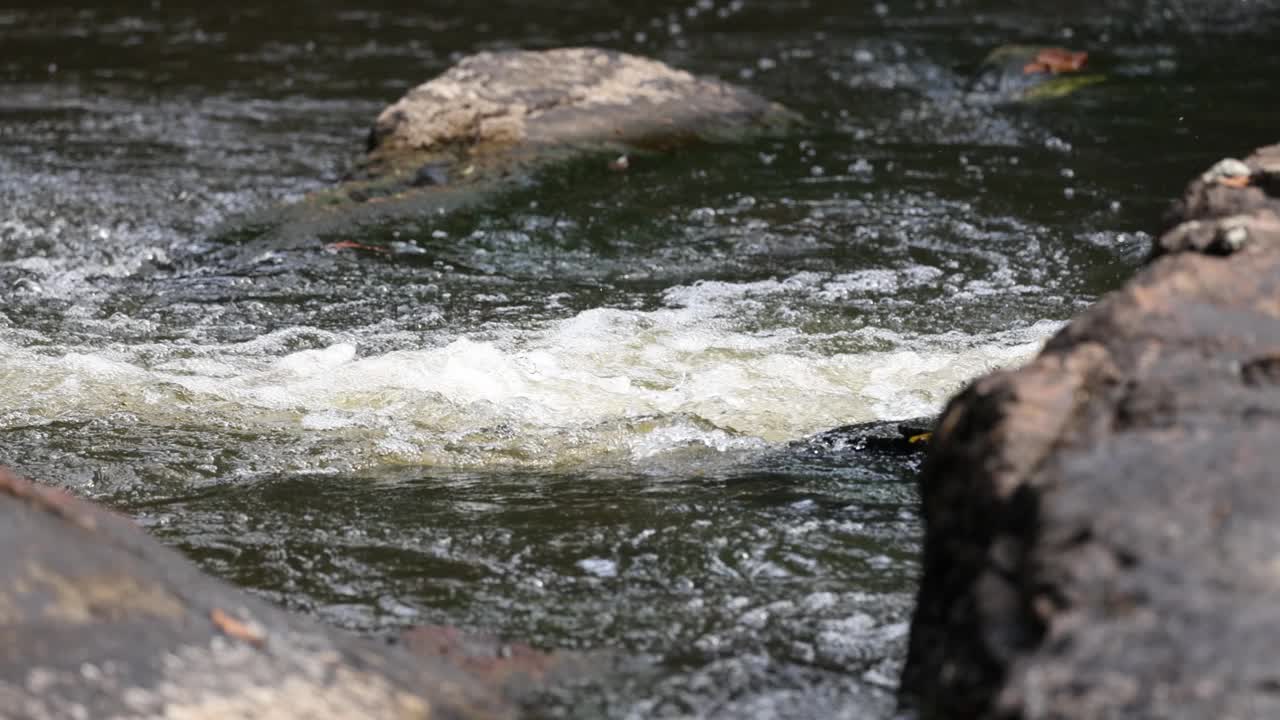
xmin=900 ymin=144 xmax=1280 ymax=718
xmin=0 ymin=468 xmax=514 ymax=720
xmin=797 ymin=416 xmax=935 ymax=454
xmin=1155 ymin=144 xmax=1280 ymax=257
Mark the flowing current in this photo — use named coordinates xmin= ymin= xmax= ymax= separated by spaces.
xmin=0 ymin=279 xmax=1054 ymax=476
xmin=2 ymin=1 xmax=1277 ymax=716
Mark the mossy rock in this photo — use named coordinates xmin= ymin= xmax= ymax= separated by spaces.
xmin=967 ymin=44 xmax=1106 ymax=102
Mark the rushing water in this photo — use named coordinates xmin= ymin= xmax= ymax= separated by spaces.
xmin=2 ymin=1 xmax=1278 ymax=716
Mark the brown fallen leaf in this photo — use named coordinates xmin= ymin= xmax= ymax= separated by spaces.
xmin=210 ymin=608 xmax=266 ymax=648
xmin=325 ymin=240 xmax=391 ymax=254
xmin=1023 ymin=47 xmax=1088 ymax=75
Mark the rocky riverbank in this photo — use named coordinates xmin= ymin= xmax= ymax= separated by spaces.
xmin=0 ymin=467 xmax=627 ymax=719
xmin=899 ymin=142 xmax=1280 ymax=718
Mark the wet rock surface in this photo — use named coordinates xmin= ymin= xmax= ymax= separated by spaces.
xmin=1155 ymin=144 xmax=1280 ymax=257
xmin=6 ymin=2 xmax=1280 ymax=717
xmin=362 ymin=47 xmax=798 ymax=176
xmin=965 ymin=45 xmax=1103 ymax=102
xmin=0 ymin=467 xmax=524 ymax=720
xmin=798 ymin=417 xmax=936 ymax=455
xmin=256 ymin=47 xmax=799 ymax=239
xmin=900 ymin=143 xmax=1280 ymax=718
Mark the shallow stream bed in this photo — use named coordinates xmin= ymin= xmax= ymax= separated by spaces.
xmin=2 ymin=1 xmax=1278 ymax=716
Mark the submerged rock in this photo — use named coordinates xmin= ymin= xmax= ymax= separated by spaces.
xmin=900 ymin=143 xmax=1280 ymax=718
xmin=0 ymin=468 xmax=523 ymax=719
xmin=967 ymin=45 xmax=1104 ymax=102
xmin=799 ymin=417 xmax=935 ymax=454
xmin=277 ymin=47 xmax=799 ymax=234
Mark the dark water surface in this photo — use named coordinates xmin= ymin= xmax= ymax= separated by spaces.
xmin=2 ymin=1 xmax=1278 ymax=716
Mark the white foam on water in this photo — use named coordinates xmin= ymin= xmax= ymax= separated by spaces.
xmin=0 ymin=274 xmax=1062 ymax=471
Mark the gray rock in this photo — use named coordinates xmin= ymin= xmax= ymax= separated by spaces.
xmin=207 ymin=47 xmax=799 ymax=260
xmin=899 ymin=141 xmax=1280 ymax=719
xmin=0 ymin=468 xmax=513 ymax=720
xmin=364 ymin=47 xmax=798 ymax=176
xmin=286 ymin=47 xmax=800 ymax=234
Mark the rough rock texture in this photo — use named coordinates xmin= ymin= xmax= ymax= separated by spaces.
xmin=1155 ymin=144 xmax=1280 ymax=257
xmin=325 ymin=47 xmax=798 ymax=211
xmin=222 ymin=47 xmax=797 ymax=251
xmin=369 ymin=47 xmax=794 ymax=166
xmin=0 ymin=468 xmax=515 ymax=720
xmin=899 ymin=143 xmax=1280 ymax=719
xmin=399 ymin=625 xmax=615 ymax=705
xmin=798 ymin=417 xmax=935 ymax=454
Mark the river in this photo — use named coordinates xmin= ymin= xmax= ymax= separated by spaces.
xmin=1 ymin=1 xmax=1277 ymax=716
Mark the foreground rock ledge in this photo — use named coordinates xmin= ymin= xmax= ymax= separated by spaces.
xmin=0 ymin=468 xmax=535 ymax=719
xmin=900 ymin=143 xmax=1280 ymax=718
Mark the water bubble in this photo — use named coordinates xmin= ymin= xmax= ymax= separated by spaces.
xmin=846 ymin=158 xmax=874 ymax=176
xmin=738 ymin=607 xmax=769 ymax=629
xmin=376 ymin=596 xmax=419 ymax=618
xmin=801 ymin=592 xmax=839 ymax=613
xmin=1044 ymin=136 xmax=1073 ymax=153
xmin=689 ymin=207 xmax=717 ymax=223
xmin=578 ymin=557 xmax=618 ymax=578
xmin=790 ymin=641 xmax=816 ymax=663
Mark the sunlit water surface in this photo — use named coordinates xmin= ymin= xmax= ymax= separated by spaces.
xmin=2 ymin=1 xmax=1278 ymax=716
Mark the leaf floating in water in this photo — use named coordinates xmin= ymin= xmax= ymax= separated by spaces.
xmin=1023 ymin=47 xmax=1088 ymax=75
xmin=325 ymin=240 xmax=391 ymax=254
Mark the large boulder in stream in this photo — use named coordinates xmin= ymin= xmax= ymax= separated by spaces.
xmin=899 ymin=143 xmax=1280 ymax=718
xmin=277 ymin=47 xmax=798 ymax=233
xmin=0 ymin=467 xmax=601 ymax=719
